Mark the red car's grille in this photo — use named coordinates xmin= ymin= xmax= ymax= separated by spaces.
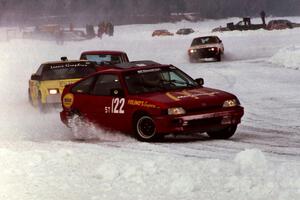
xmin=185 ymin=105 xmax=223 ymax=114
xmin=187 ymin=117 xmax=223 ymax=127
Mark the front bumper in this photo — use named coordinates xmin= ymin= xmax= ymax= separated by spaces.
xmin=155 ymin=106 xmax=244 ymax=134
xmin=60 ymin=110 xmax=71 ymax=126
xmin=46 ymin=93 xmax=61 ymax=103
xmin=189 ymin=48 xmax=219 ymax=59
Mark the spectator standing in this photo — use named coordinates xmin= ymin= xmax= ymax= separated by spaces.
xmin=69 ymin=23 xmax=74 ymax=31
xmin=97 ymin=22 xmax=105 ymax=39
xmin=260 ymin=11 xmax=266 ymax=25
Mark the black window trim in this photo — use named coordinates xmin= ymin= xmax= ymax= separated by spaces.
xmin=71 ymin=75 xmax=97 ymax=95
xmin=71 ymin=72 xmax=122 ymax=96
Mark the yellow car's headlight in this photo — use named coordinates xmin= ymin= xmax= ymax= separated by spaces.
xmin=48 ymin=89 xmax=59 ymax=95
xmin=168 ymin=107 xmax=186 ymax=115
xmin=223 ymin=99 xmax=239 ymax=107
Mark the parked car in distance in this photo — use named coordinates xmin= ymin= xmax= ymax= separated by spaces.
xmin=29 ymin=60 xmax=97 ymax=112
xmin=62 ymin=30 xmax=86 ymax=41
xmin=152 ymin=29 xmax=174 ymax=37
xmin=212 ymin=17 xmax=265 ymax=32
xmin=267 ymin=19 xmax=293 ymax=30
xmin=188 ymin=36 xmax=224 ymax=62
xmin=212 ymin=26 xmax=230 ymax=32
xmin=60 ymin=61 xmax=244 ymax=142
xmin=176 ymin=28 xmax=195 ymax=35
xmin=80 ymin=51 xmax=129 ymax=66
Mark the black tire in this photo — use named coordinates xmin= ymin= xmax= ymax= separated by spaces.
xmin=134 ymin=115 xmax=158 ymax=142
xmin=207 ymin=125 xmax=237 ymax=139
xmin=28 ymin=88 xmax=33 ymax=106
xmin=37 ymin=92 xmax=46 ymax=113
xmin=189 ymin=57 xmax=197 ymax=63
xmin=216 ymin=53 xmax=221 ymax=62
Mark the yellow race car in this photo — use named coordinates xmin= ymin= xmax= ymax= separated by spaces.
xmin=28 ymin=59 xmax=97 ymax=111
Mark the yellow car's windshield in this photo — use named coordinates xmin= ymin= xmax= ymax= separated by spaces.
xmin=41 ymin=62 xmax=96 ymax=80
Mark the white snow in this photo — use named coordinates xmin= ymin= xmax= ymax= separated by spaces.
xmin=269 ymin=45 xmax=300 ymax=70
xmin=0 ymin=17 xmax=299 ymax=199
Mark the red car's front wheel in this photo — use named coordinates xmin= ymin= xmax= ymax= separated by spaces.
xmin=207 ymin=125 xmax=237 ymax=139
xmin=134 ymin=115 xmax=158 ymax=142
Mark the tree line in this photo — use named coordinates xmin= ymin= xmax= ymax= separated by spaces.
xmin=0 ymin=0 xmax=299 ymax=26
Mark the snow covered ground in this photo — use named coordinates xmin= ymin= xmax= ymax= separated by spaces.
xmin=0 ymin=17 xmax=299 ymax=199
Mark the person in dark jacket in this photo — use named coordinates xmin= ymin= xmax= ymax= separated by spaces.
xmin=260 ymin=11 xmax=266 ymax=25
xmin=97 ymin=22 xmax=105 ymax=39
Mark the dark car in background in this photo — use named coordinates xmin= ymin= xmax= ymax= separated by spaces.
xmin=188 ymin=36 xmax=224 ymax=62
xmin=267 ymin=20 xmax=293 ymax=30
xmin=176 ymin=28 xmax=195 ymax=35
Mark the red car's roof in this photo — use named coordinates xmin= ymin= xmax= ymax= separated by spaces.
xmin=90 ymin=61 xmax=170 ymax=74
xmin=80 ymin=50 xmax=127 ymax=55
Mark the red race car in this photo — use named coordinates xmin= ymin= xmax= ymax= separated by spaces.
xmin=60 ymin=61 xmax=244 ymax=141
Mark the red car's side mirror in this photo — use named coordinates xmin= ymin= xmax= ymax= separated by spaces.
xmin=195 ymin=78 xmax=204 ymax=86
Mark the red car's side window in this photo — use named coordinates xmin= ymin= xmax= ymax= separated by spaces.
xmin=90 ymin=74 xmax=121 ymax=96
xmin=71 ymin=76 xmax=95 ymax=94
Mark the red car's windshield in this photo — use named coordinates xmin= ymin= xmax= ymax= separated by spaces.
xmin=124 ymin=67 xmax=198 ymax=94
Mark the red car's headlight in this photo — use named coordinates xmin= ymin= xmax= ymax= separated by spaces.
xmin=223 ymin=99 xmax=239 ymax=107
xmin=168 ymin=107 xmax=186 ymax=115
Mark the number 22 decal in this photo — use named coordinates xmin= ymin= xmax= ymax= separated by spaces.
xmin=111 ymin=98 xmax=125 ymax=114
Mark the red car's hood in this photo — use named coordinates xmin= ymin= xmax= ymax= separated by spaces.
xmin=129 ymin=87 xmax=237 ymax=110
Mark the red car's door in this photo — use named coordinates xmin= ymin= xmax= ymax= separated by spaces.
xmin=86 ymin=73 xmax=126 ymax=131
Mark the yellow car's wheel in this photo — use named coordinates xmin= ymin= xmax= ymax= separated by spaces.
xmin=28 ymin=88 xmax=33 ymax=106
xmin=37 ymin=92 xmax=46 ymax=113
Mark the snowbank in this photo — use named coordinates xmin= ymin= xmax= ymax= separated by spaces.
xmin=269 ymin=46 xmax=300 ymax=70
xmin=0 ymin=145 xmax=299 ymax=200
